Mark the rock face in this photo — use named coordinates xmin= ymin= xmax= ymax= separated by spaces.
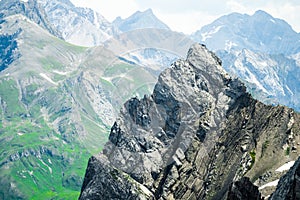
xmin=0 ymin=29 xmax=21 ymax=71
xmin=80 ymin=43 xmax=300 ymax=199
xmin=226 ymin=177 xmax=262 ymax=200
xmin=218 ymin=49 xmax=300 ymax=112
xmin=0 ymin=0 xmax=60 ymax=38
xmin=38 ymin=0 xmax=117 ymax=46
xmin=270 ymin=157 xmax=300 ymax=200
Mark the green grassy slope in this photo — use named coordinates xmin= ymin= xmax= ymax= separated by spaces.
xmin=0 ymin=14 xmax=159 ymax=199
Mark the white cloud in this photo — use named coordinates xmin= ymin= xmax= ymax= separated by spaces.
xmin=262 ymin=3 xmax=300 ymax=32
xmin=155 ymin=11 xmax=220 ymax=34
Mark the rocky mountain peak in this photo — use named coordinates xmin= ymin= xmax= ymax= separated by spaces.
xmin=105 ymin=43 xmax=246 ymax=154
xmin=0 ymin=0 xmax=60 ymax=37
xmin=113 ymin=8 xmax=170 ymax=32
xmin=186 ymin=43 xmax=223 ymax=70
xmin=253 ymin=10 xmax=273 ymax=18
xmin=80 ymin=43 xmax=300 ymax=200
xmin=144 ymin=8 xmax=154 ymax=14
xmin=37 ymin=0 xmax=117 ymax=46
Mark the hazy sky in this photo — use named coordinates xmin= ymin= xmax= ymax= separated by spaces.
xmin=70 ymin=0 xmax=300 ymax=34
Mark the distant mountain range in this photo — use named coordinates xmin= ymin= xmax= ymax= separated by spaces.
xmin=38 ymin=0 xmax=117 ymax=47
xmin=112 ymin=8 xmax=170 ymax=32
xmin=192 ymin=10 xmax=300 ymax=54
xmin=37 ymin=0 xmax=171 ymax=47
xmin=191 ymin=10 xmax=300 ymax=111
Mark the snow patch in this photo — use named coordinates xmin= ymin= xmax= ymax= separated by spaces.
xmin=275 ymin=161 xmax=295 ymax=172
xmin=17 ymin=132 xmax=24 ymax=136
xmin=20 ymin=0 xmax=28 ymax=2
xmin=201 ymin=26 xmax=223 ymax=41
xmin=270 ymin=19 xmax=276 ymax=23
xmin=285 ymin=85 xmax=294 ymax=96
xmin=258 ymin=179 xmax=279 ymax=190
xmin=233 ymin=59 xmax=268 ymax=93
xmin=40 ymin=159 xmax=52 ymax=174
xmin=93 ymin=10 xmax=101 ymax=28
xmin=53 ymin=70 xmax=69 ymax=75
xmin=39 ymin=73 xmax=58 ymax=85
xmin=291 ymin=52 xmax=300 ymax=66
xmin=225 ymin=40 xmax=237 ymax=51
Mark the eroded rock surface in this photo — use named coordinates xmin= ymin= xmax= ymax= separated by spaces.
xmin=79 ymin=43 xmax=300 ymax=200
xmin=270 ymin=157 xmax=300 ymax=200
xmin=227 ymin=177 xmax=262 ymax=200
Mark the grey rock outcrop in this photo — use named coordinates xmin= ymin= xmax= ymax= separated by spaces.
xmin=227 ymin=177 xmax=262 ymax=200
xmin=270 ymin=157 xmax=300 ymax=200
xmin=80 ymin=43 xmax=300 ymax=199
xmin=0 ymin=29 xmax=21 ymax=71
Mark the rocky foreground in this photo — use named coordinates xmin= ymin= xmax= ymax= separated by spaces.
xmin=79 ymin=43 xmax=300 ymax=200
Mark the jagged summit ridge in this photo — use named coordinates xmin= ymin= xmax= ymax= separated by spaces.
xmin=79 ymin=43 xmax=250 ymax=199
xmin=80 ymin=43 xmax=300 ymax=200
xmin=104 ymin=43 xmax=243 ymax=155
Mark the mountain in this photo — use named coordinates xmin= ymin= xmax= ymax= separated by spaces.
xmin=218 ymin=49 xmax=300 ymax=111
xmin=192 ymin=10 xmax=300 ymax=55
xmin=0 ymin=1 xmax=195 ymax=198
xmin=192 ymin=10 xmax=300 ymax=113
xmin=113 ymin=9 xmax=170 ymax=33
xmin=79 ymin=44 xmax=300 ymax=199
xmin=37 ymin=0 xmax=118 ymax=47
xmin=0 ymin=0 xmax=60 ymax=38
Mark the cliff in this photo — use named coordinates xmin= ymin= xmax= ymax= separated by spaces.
xmin=79 ymin=43 xmax=300 ymax=199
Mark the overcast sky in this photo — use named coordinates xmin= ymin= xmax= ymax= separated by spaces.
xmin=70 ymin=0 xmax=300 ymax=34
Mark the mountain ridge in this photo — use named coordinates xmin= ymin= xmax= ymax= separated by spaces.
xmin=192 ymin=10 xmax=300 ymax=55
xmin=0 ymin=2 xmax=195 ymax=198
xmin=0 ymin=0 xmax=61 ymax=38
xmin=38 ymin=0 xmax=118 ymax=46
xmin=112 ymin=8 xmax=170 ymax=33
xmin=191 ymin=10 xmax=300 ymax=113
xmin=79 ymin=43 xmax=300 ymax=199
xmin=1 ymin=2 xmax=300 ymax=198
